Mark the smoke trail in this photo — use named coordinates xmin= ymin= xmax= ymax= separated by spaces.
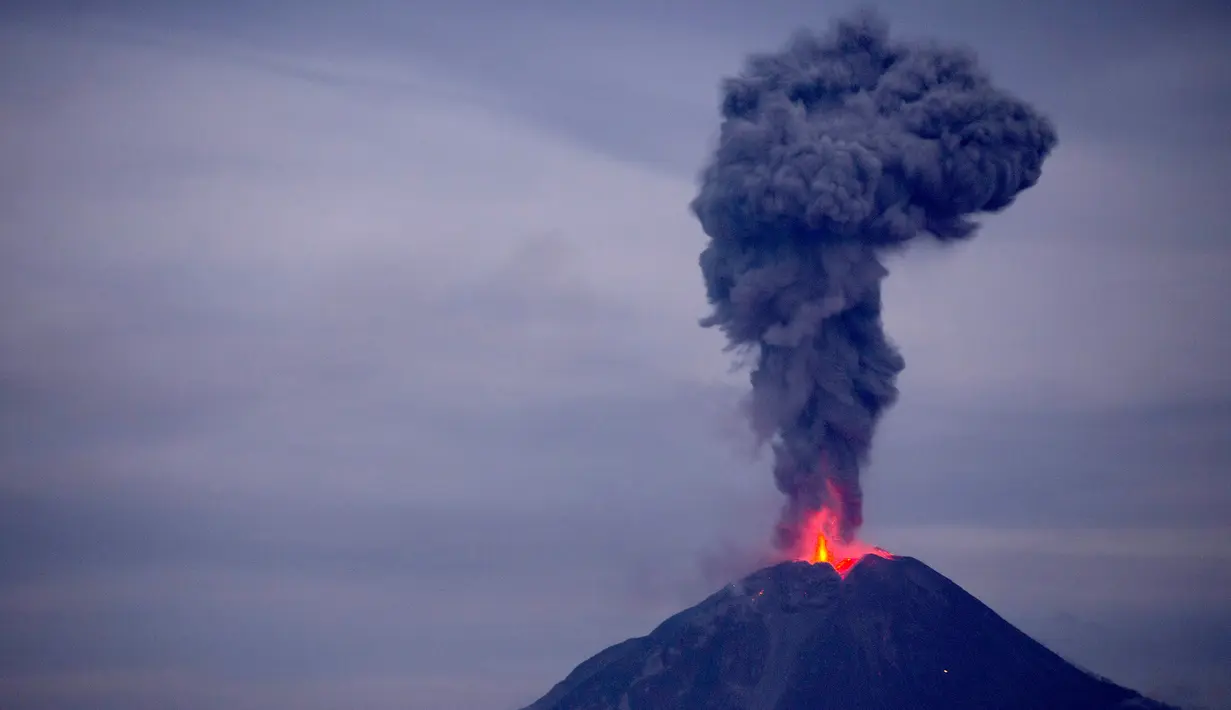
xmin=691 ymin=12 xmax=1057 ymax=547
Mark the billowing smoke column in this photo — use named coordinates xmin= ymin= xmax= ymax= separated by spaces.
xmin=691 ymin=12 xmax=1057 ymax=548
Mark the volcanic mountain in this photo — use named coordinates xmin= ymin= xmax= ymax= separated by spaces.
xmin=521 ymin=556 xmax=1176 ymax=710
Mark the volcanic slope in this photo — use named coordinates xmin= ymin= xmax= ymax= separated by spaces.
xmin=521 ymin=556 xmax=1176 ymax=710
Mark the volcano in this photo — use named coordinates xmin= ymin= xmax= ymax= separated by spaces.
xmin=520 ymin=556 xmax=1175 ymax=710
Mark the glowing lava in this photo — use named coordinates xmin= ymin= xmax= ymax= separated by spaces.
xmin=797 ymin=486 xmax=892 ymax=577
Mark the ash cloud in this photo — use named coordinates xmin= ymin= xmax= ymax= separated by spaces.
xmin=691 ymin=12 xmax=1057 ymax=547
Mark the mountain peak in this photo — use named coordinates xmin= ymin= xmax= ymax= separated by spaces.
xmin=522 ymin=556 xmax=1176 ymax=710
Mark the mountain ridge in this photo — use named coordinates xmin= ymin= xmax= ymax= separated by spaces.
xmin=521 ymin=556 xmax=1178 ymax=710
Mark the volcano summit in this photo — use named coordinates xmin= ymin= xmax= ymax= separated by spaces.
xmin=520 ymin=557 xmax=1175 ymax=710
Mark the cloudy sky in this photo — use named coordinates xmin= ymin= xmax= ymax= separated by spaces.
xmin=2 ymin=1 xmax=1229 ymax=708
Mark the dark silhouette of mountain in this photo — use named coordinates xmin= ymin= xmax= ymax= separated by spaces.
xmin=522 ymin=556 xmax=1178 ymax=710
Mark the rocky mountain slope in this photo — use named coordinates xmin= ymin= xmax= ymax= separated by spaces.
xmin=522 ymin=556 xmax=1177 ymax=710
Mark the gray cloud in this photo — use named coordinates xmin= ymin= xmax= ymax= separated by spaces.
xmin=689 ymin=11 xmax=1056 ymax=546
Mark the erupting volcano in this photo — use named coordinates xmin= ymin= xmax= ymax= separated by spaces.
xmin=521 ymin=11 xmax=1177 ymax=710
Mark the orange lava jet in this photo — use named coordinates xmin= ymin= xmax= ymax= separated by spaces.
xmin=797 ymin=484 xmax=892 ymax=578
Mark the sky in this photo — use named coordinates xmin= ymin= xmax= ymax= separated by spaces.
xmin=1 ymin=1 xmax=1229 ymax=708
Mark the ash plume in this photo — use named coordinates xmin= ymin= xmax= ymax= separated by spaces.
xmin=691 ymin=12 xmax=1057 ymax=548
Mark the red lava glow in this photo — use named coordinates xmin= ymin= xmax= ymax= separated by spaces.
xmin=797 ymin=484 xmax=892 ymax=578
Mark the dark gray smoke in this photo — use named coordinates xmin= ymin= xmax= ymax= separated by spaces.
xmin=691 ymin=12 xmax=1057 ymax=548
